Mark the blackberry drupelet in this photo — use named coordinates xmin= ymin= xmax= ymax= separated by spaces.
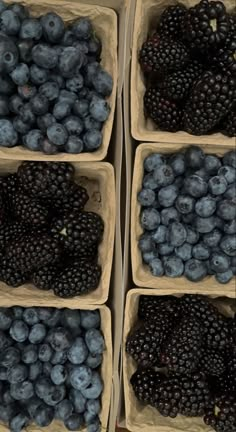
xmin=51 ymin=183 xmax=89 ymax=215
xmin=180 ymin=295 xmax=231 ymax=351
xmin=139 ymin=34 xmax=189 ymax=75
xmin=178 ymin=372 xmax=211 ymax=417
xmin=158 ymin=61 xmax=204 ymax=101
xmin=32 ymin=264 xmax=60 ymax=291
xmin=130 ymin=368 xmax=163 ymax=405
xmin=204 ymin=395 xmax=236 ymax=432
xmin=144 ymin=87 xmax=182 ymax=132
xmin=17 ymin=162 xmax=74 ymax=199
xmin=184 ymin=71 xmax=235 ymax=135
xmin=138 ymin=295 xmax=180 ymax=322
xmin=222 ymin=109 xmax=236 ymax=137
xmin=52 ymin=261 xmax=101 ymax=298
xmin=159 ymin=4 xmax=187 ymax=39
xmin=152 ymin=376 xmax=181 ymax=418
xmin=214 ymin=354 xmax=236 ymax=396
xmin=51 ymin=211 xmax=104 ymax=256
xmin=0 ymin=258 xmax=29 ymax=287
xmin=199 ymin=348 xmax=226 ymax=376
xmin=185 ymin=0 xmax=230 ymax=53
xmin=161 ymin=317 xmax=203 ymax=375
xmin=6 ymin=234 xmax=61 ymax=273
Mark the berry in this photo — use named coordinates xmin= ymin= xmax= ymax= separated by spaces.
xmin=30 ymin=94 xmax=49 ymax=116
xmin=216 ymin=270 xmax=234 ymax=284
xmin=10 ymin=381 xmax=34 ymax=400
xmin=41 ymin=12 xmax=65 ymax=43
xmin=141 ymin=208 xmax=160 ymax=231
xmin=53 ymin=102 xmax=71 ymax=120
xmin=175 ymin=194 xmax=195 ymax=214
xmin=32 ymin=265 xmax=59 ymax=291
xmin=32 ymin=43 xmax=58 ymax=69
xmin=195 ymin=196 xmax=216 ymax=217
xmin=0 ymin=37 xmax=19 ymax=74
xmin=64 ymin=414 xmax=83 ymax=431
xmin=159 ymin=4 xmax=187 ymax=38
xmin=67 ymin=337 xmax=88 ymax=364
xmin=47 ymin=123 xmax=68 ymax=146
xmin=89 ymin=96 xmax=110 ymax=122
xmin=204 ymin=155 xmax=222 ymax=174
xmin=192 ymin=242 xmax=210 ymax=260
xmin=55 ymin=399 xmax=73 ymax=421
xmin=20 ymin=18 xmax=42 ymax=40
xmin=48 ymin=327 xmax=72 ymax=352
xmin=83 ymin=130 xmax=102 ymax=151
xmin=10 ymin=63 xmax=29 ymax=86
xmin=220 ymin=235 xmax=236 ymax=256
xmin=30 ymin=64 xmax=48 ymax=85
xmin=184 ymin=259 xmax=208 ymax=282
xmin=22 ymin=345 xmax=38 ymax=364
xmin=158 ymin=185 xmax=178 ymax=207
xmin=50 ymin=364 xmax=67 ymax=385
xmin=92 ymin=70 xmax=113 ymax=97
xmin=0 ymin=347 xmax=20 ymax=368
xmin=164 ymin=256 xmax=184 ymax=277
xmin=0 ymin=10 xmax=20 ymax=35
xmin=167 ymin=222 xmax=187 ymax=247
xmin=9 ymin=413 xmax=29 ymax=432
xmin=80 ymin=371 xmax=103 ymax=399
xmin=39 ymin=80 xmax=59 ymax=101
xmin=85 ymin=329 xmax=105 ymax=355
xmin=10 ymin=320 xmax=29 ymax=342
xmin=149 ymin=258 xmax=164 ymax=276
xmin=0 ymin=119 xmax=18 ymax=147
xmin=144 ymin=87 xmax=182 ymax=132
xmin=184 ymin=175 xmax=208 ymax=198
xmin=29 ymin=323 xmax=46 ymax=344
xmin=72 ymin=18 xmax=92 ymax=40
xmin=7 ymin=364 xmax=28 ymax=384
xmin=23 ymin=129 xmax=43 ymax=151
xmin=34 ymin=403 xmax=54 ymax=427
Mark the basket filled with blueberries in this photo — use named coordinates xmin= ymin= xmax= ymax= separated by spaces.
xmin=0 ymin=0 xmax=114 ymax=155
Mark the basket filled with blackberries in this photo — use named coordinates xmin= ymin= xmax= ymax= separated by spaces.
xmin=0 ymin=0 xmax=117 ymax=160
xmin=124 ymin=290 xmax=236 ymax=432
xmin=0 ymin=160 xmax=115 ymax=304
xmin=0 ymin=304 xmax=112 ymax=432
xmin=131 ymin=143 xmax=236 ymax=291
xmin=131 ymin=0 xmax=236 ymax=144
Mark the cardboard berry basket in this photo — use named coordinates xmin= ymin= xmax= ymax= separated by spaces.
xmin=123 ymin=288 xmax=235 ymax=432
xmin=0 ymin=160 xmax=115 ymax=306
xmin=0 ymin=303 xmax=112 ymax=432
xmin=0 ymin=0 xmax=118 ymax=161
xmin=130 ymin=0 xmax=235 ymax=146
xmin=131 ymin=142 xmax=236 ymax=296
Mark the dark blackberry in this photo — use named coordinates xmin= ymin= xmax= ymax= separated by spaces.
xmin=6 ymin=234 xmax=61 ymax=273
xmin=0 ymin=174 xmax=19 ymax=215
xmin=17 ymin=162 xmax=74 ymax=200
xmin=32 ymin=264 xmax=60 ymax=291
xmin=184 ymin=71 xmax=235 ymax=135
xmin=126 ymin=312 xmax=173 ymax=368
xmin=52 ymin=261 xmax=101 ymax=298
xmin=199 ymin=348 xmax=226 ymax=376
xmin=144 ymin=87 xmax=182 ymax=132
xmin=9 ymin=192 xmax=49 ymax=226
xmin=51 ymin=182 xmax=89 ymax=215
xmin=204 ymin=395 xmax=236 ymax=432
xmin=159 ymin=4 xmax=187 ymax=39
xmin=222 ymin=109 xmax=236 ymax=137
xmin=214 ymin=355 xmax=236 ymax=396
xmin=178 ymin=372 xmax=211 ymax=417
xmin=0 ymin=222 xmax=30 ymax=252
xmin=0 ymin=188 xmax=5 ymax=223
xmin=161 ymin=317 xmax=203 ymax=375
xmin=180 ymin=295 xmax=231 ymax=351
xmin=50 ymin=211 xmax=104 ymax=256
xmin=152 ymin=376 xmax=181 ymax=418
xmin=130 ymin=368 xmax=163 ymax=406
xmin=158 ymin=60 xmax=204 ymax=102
xmin=139 ymin=34 xmax=189 ymax=75
xmin=185 ymin=0 xmax=230 ymax=53
xmin=138 ymin=295 xmax=180 ymax=322
xmin=0 ymin=258 xmax=29 ymax=287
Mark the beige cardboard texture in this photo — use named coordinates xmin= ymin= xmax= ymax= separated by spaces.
xmin=131 ymin=143 xmax=236 ymax=295
xmin=131 ymin=0 xmax=236 ymax=146
xmin=123 ymin=289 xmax=236 ymax=432
xmin=1 ymin=0 xmax=118 ymax=162
xmin=0 ymin=161 xmax=115 ymax=306
xmin=0 ymin=304 xmax=112 ymax=432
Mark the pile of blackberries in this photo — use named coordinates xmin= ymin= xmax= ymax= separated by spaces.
xmin=0 ymin=306 xmax=105 ymax=432
xmin=0 ymin=1 xmax=113 ymax=154
xmin=138 ymin=147 xmax=236 ymax=283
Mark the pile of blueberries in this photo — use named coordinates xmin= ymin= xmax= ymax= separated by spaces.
xmin=0 ymin=1 xmax=113 ymax=154
xmin=0 ymin=306 xmax=105 ymax=432
xmin=138 ymin=147 xmax=236 ymax=284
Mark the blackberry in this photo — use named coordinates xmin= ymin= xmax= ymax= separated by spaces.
xmin=152 ymin=376 xmax=181 ymax=418
xmin=222 ymin=109 xmax=236 ymax=137
xmin=9 ymin=192 xmax=49 ymax=226
xmin=199 ymin=348 xmax=226 ymax=376
xmin=6 ymin=234 xmax=61 ymax=273
xmin=130 ymin=368 xmax=163 ymax=406
xmin=52 ymin=261 xmax=101 ymax=298
xmin=214 ymin=355 xmax=236 ymax=396
xmin=158 ymin=61 xmax=204 ymax=101
xmin=50 ymin=211 xmax=104 ymax=256
xmin=159 ymin=4 xmax=187 ymax=39
xmin=0 ymin=258 xmax=29 ymax=287
xmin=185 ymin=0 xmax=230 ymax=53
xmin=126 ymin=312 xmax=173 ymax=367
xmin=32 ymin=264 xmax=60 ymax=291
xmin=51 ymin=183 xmax=89 ymax=215
xmin=204 ymin=395 xmax=236 ymax=432
xmin=184 ymin=71 xmax=235 ymax=135
xmin=0 ymin=188 xmax=5 ymax=223
xmin=0 ymin=221 xmax=30 ymax=251
xmin=139 ymin=34 xmax=189 ymax=75
xmin=138 ymin=295 xmax=180 ymax=322
xmin=161 ymin=317 xmax=203 ymax=375
xmin=180 ymin=295 xmax=231 ymax=350
xmin=17 ymin=162 xmax=74 ymax=199
xmin=0 ymin=173 xmax=19 ymax=215
xmin=144 ymin=87 xmax=182 ymax=132
xmin=178 ymin=372 xmax=211 ymax=417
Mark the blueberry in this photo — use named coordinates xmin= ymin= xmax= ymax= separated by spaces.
xmin=144 ymin=154 xmax=166 ymax=173
xmin=175 ymin=243 xmax=193 ymax=261
xmin=72 ymin=18 xmax=92 ymax=40
xmin=175 ymin=194 xmax=195 ymax=214
xmin=184 ymin=175 xmax=208 ymax=198
xmin=23 ymin=307 xmax=39 ymax=325
xmin=67 ymin=337 xmax=88 ymax=364
xmin=194 ymin=168 xmax=210 ymax=181
xmin=184 ymin=259 xmax=207 ymax=282
xmin=43 ymin=362 xmax=53 ymax=377
xmin=10 ymin=63 xmax=29 ymax=86
xmin=70 ymin=365 xmax=92 ymax=390
xmin=29 ymin=323 xmax=46 ymax=344
xmin=87 ymin=418 xmax=101 ymax=432
xmin=185 ymin=146 xmax=205 ymax=169
xmin=51 ymin=364 xmax=67 ymax=385
xmin=48 ymin=327 xmax=72 ymax=351
xmin=3 ymin=388 xmax=14 ymax=404
xmin=210 ymin=252 xmax=230 ymax=273
xmin=38 ymin=307 xmax=53 ymax=322
xmin=223 ymin=151 xmax=236 ymax=169
xmin=23 ymin=130 xmax=43 ymax=152
xmin=62 ymin=29 xmax=76 ymax=46
xmin=29 ymin=361 xmax=43 ymax=381
xmin=32 ymin=44 xmax=58 ymax=69
xmin=20 ymin=18 xmax=42 ymax=40
xmin=203 ymin=229 xmax=222 ymax=248
xmin=204 ymin=154 xmax=222 ymax=173
xmin=231 ymin=257 xmax=236 ymax=275
xmin=84 ymin=410 xmax=97 ymax=425
xmin=195 ymin=216 xmax=217 ymax=233
xmin=26 ymin=397 xmax=41 ymax=418
xmin=164 ymin=256 xmax=184 ymax=277
xmin=34 ymin=403 xmax=54 ymax=427
xmin=41 ymin=12 xmax=65 ymax=43
xmin=39 ymin=81 xmax=59 ymax=101
xmin=13 ymin=116 xmax=30 ymax=134
xmin=143 ymin=250 xmax=160 ymax=264
xmin=218 ymin=165 xmax=236 ymax=184
xmin=38 ymin=343 xmax=52 ymax=362
xmin=0 ymin=307 xmax=13 ymax=329
xmin=0 ymin=331 xmax=12 ymax=350
xmin=80 ymin=310 xmax=100 ymax=330
xmin=0 ymin=403 xmax=18 ymax=423
xmin=10 ymin=320 xmax=28 ymax=342
xmin=141 ymin=208 xmax=160 ymax=230
xmin=66 ymin=74 xmax=84 ymax=93
xmin=0 ymin=1 xmax=6 ymax=13
xmin=44 ymin=384 xmax=66 ymax=406
xmin=8 ymin=3 xmax=29 ymax=20
xmin=89 ymin=96 xmax=110 ymax=122
xmin=0 ymin=347 xmax=20 ymax=368
xmin=142 ymin=173 xmax=157 ymax=190
xmin=41 ymin=138 xmax=58 ymax=154
xmin=37 ymin=113 xmax=56 ymax=133
xmin=192 ymin=243 xmax=210 ymax=260
xmin=85 ymin=329 xmax=104 ymax=355
xmin=29 ymin=64 xmax=48 ymax=85
xmin=35 ymin=376 xmax=52 ymax=399
xmin=149 ymin=258 xmax=164 ymax=276
xmin=0 ymin=119 xmax=18 ymax=147
xmin=17 ymin=38 xmax=34 ymax=63
xmin=52 ymin=102 xmax=70 ymax=121
xmin=64 ymin=413 xmax=83 ymax=431
xmin=161 ymin=207 xmax=180 ymax=226
xmin=58 ymin=89 xmax=77 ymax=107
xmin=138 ymin=188 xmax=155 ymax=207
xmin=0 ymin=74 xmax=15 ymax=95
xmin=9 ymin=413 xmax=29 ymax=432
xmin=195 ymin=196 xmax=217 ymax=218
xmin=153 ymin=164 xmax=175 ymax=188
xmin=0 ymin=366 xmax=7 ymax=380
xmin=209 ymin=176 xmax=228 ymax=195
xmin=18 ymin=83 xmax=37 ymax=100
xmin=62 ymin=309 xmax=81 ymax=329
xmin=7 ymin=364 xmax=28 ymax=383
xmin=152 ymin=225 xmax=167 ymax=244
xmin=19 ymin=104 xmax=35 ymax=125
xmin=0 ymin=37 xmax=19 ymax=74
xmin=87 ymin=399 xmax=101 ymax=416
xmin=138 ymin=233 xmax=155 ymax=254
xmin=13 ymin=307 xmax=23 ymax=319
xmin=0 ymin=10 xmax=20 ymax=35
xmin=80 ymin=371 xmax=103 ymax=399
xmin=217 ymin=199 xmax=236 ymax=221
xmin=216 ymin=270 xmax=233 ymax=284
xmin=63 ymin=115 xmax=83 ymax=135
xmin=55 ymin=399 xmax=73 ymax=421
xmin=168 ymin=153 xmax=185 ymax=175
xmin=59 ymin=47 xmax=83 ymax=78
xmin=86 ymin=353 xmax=102 ymax=369
xmin=21 ymin=345 xmax=38 ymax=364
xmin=30 ymin=94 xmax=49 ymax=116
xmin=0 ymin=94 xmax=8 ymax=116
xmin=10 ymin=381 xmax=34 ymax=400
xmin=73 ymin=98 xmax=89 ymax=117
xmin=158 ymin=185 xmax=178 ymax=208
xmin=69 ymin=388 xmax=86 ymax=413
xmin=224 ymin=219 xmax=236 ymax=235
xmin=50 ymin=72 xmax=65 ymax=89
xmin=167 ymin=222 xmax=187 ymax=247
xmin=220 ymin=235 xmax=236 ymax=257
xmin=92 ymin=69 xmax=113 ymax=97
